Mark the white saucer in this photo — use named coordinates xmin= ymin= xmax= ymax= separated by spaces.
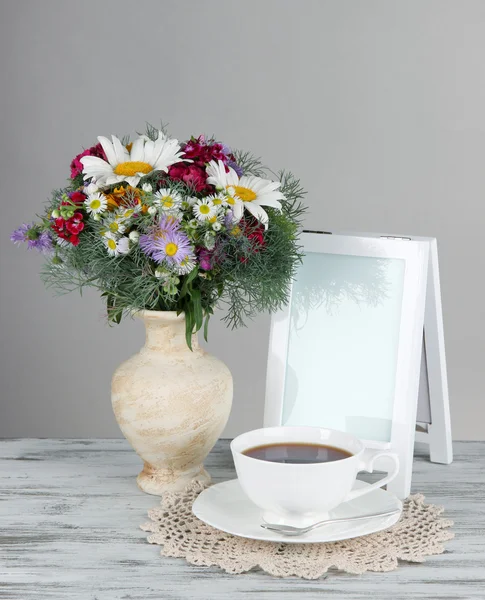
xmin=192 ymin=479 xmax=402 ymax=544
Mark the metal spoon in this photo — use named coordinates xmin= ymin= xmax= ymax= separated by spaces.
xmin=260 ymin=508 xmax=401 ymax=537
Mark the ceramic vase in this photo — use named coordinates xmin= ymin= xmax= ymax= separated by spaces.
xmin=111 ymin=311 xmax=233 ymax=495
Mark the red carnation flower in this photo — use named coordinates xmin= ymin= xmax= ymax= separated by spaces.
xmin=69 ymin=191 xmax=87 ymax=205
xmin=167 ymin=163 xmax=213 ymax=193
xmin=181 ymin=136 xmax=233 ymax=168
xmin=65 ymin=212 xmax=84 ymax=235
xmin=51 ymin=211 xmax=84 ymax=245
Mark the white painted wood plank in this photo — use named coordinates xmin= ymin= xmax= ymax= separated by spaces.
xmin=0 ymin=439 xmax=484 ymax=600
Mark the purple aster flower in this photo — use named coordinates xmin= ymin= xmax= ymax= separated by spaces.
xmin=224 ymin=211 xmax=235 ymax=229
xmin=11 ymin=223 xmax=53 ymax=253
xmin=220 ymin=143 xmax=232 ymax=156
xmin=227 ymin=159 xmax=243 ymax=177
xmin=10 ymin=223 xmax=31 ymax=244
xmin=152 ymin=229 xmax=194 ymax=266
xmin=220 ymin=143 xmax=243 ymax=176
xmin=139 ymin=215 xmax=181 ymax=258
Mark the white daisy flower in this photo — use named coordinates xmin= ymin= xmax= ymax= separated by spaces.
xmin=103 ymin=217 xmax=126 ymax=236
xmin=118 ymin=207 xmax=137 ymax=221
xmin=193 ymin=198 xmax=216 ymax=222
xmin=206 ymin=193 xmax=227 ymax=208
xmin=154 ymin=189 xmax=183 ymax=211
xmin=206 ymin=210 xmax=224 ymax=226
xmin=104 ymin=234 xmax=130 ymax=257
xmin=176 ymin=255 xmax=197 ymax=275
xmin=185 ymin=196 xmax=198 ymax=206
xmin=84 ymin=192 xmax=108 ymax=215
xmin=206 ymin=160 xmax=284 ymax=229
xmin=80 ymin=132 xmax=185 ymax=188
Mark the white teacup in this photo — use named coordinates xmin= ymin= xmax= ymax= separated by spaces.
xmin=231 ymin=426 xmax=399 ymax=527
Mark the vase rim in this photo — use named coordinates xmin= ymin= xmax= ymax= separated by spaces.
xmin=137 ymin=310 xmax=185 ymax=322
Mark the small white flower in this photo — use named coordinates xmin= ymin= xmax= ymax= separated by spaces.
xmin=84 ymin=182 xmax=99 ymax=195
xmin=176 ymin=255 xmax=197 ymax=275
xmin=118 ymin=207 xmax=136 ymax=221
xmin=155 ymin=268 xmax=170 ymax=281
xmin=148 ymin=206 xmax=158 ymax=216
xmin=104 ymin=233 xmax=130 ymax=257
xmin=142 ymin=183 xmax=153 ymax=193
xmin=204 ymin=231 xmax=216 ymax=250
xmin=188 ymin=219 xmax=199 ymax=229
xmin=212 ymin=221 xmax=222 ymax=232
xmin=84 ymin=192 xmax=108 ymax=215
xmin=93 ymin=214 xmax=101 ymax=221
xmin=185 ymin=196 xmax=198 ymax=206
xmin=101 ymin=217 xmax=126 ymax=236
xmin=193 ymin=199 xmax=216 ymax=222
xmin=154 ymin=188 xmax=182 ymax=211
xmin=129 ymin=230 xmax=139 ymax=243
xmin=206 ymin=193 xmax=227 ymax=209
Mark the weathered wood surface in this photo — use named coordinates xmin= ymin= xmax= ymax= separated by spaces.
xmin=0 ymin=439 xmax=484 ymax=600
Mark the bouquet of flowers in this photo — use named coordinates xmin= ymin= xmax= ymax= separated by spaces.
xmin=11 ymin=124 xmax=306 ymax=346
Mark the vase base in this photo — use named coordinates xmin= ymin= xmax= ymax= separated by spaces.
xmin=137 ymin=462 xmax=211 ymax=495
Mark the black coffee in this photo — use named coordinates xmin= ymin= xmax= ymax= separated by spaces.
xmin=242 ymin=442 xmax=352 ymax=464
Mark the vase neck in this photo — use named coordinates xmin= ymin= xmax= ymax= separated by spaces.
xmin=142 ymin=313 xmax=198 ymax=353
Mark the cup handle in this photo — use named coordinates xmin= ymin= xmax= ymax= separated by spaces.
xmin=344 ymin=450 xmax=400 ymax=502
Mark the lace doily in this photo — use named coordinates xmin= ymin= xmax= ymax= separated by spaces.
xmin=141 ymin=482 xmax=454 ymax=579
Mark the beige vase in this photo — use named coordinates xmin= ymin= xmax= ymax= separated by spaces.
xmin=111 ymin=310 xmax=233 ymax=495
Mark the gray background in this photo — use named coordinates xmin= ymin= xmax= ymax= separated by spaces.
xmin=1 ymin=0 xmax=484 ymax=440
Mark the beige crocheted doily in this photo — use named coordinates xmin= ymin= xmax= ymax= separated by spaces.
xmin=141 ymin=482 xmax=454 ymax=579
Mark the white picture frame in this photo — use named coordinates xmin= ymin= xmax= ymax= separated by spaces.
xmin=264 ymin=231 xmax=430 ymax=499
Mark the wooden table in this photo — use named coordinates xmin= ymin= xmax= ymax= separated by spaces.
xmin=1 ymin=439 xmax=484 ymax=599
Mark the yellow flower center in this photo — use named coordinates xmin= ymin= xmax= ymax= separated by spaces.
xmin=113 ymin=161 xmax=153 ymax=177
xmin=161 ymin=196 xmax=174 ymax=208
xmin=231 ymin=226 xmax=241 ymax=236
xmin=90 ymin=199 xmax=101 ymax=210
xmin=232 ymin=185 xmax=257 ymax=202
xmin=226 ymin=196 xmax=235 ymax=205
xmin=208 ymin=216 xmax=217 ymax=223
xmin=123 ymin=209 xmax=134 ymax=218
xmin=212 ymin=198 xmax=222 ymax=205
xmin=109 ymin=222 xmax=119 ymax=232
xmin=165 ymin=242 xmax=178 ymax=256
xmin=199 ymin=204 xmax=210 ymax=214
xmin=107 ymin=238 xmax=117 ymax=250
